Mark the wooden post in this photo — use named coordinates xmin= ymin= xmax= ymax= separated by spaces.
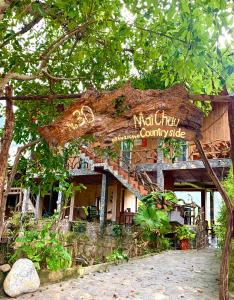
xmin=157 ymin=139 xmax=164 ymax=190
xmin=194 ymin=138 xmax=233 ymax=300
xmin=69 ymin=193 xmax=75 ymax=222
xmin=112 ymin=182 xmax=122 ymax=222
xmin=201 ymin=190 xmax=206 ymax=218
xmin=210 ymin=191 xmax=215 ymax=237
xmin=157 ymin=168 xmax=164 ymax=191
xmin=100 ymin=173 xmax=109 ymax=231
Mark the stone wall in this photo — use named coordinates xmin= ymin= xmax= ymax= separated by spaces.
xmin=67 ymin=222 xmax=146 ymax=266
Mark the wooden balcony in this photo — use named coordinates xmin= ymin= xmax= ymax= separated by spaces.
xmin=189 ymin=140 xmax=230 ymax=160
xmin=66 ymin=140 xmax=230 ymax=173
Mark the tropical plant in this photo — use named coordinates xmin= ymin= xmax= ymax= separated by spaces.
xmin=10 ymin=222 xmax=72 ymax=271
xmin=134 ymin=204 xmax=171 ymax=247
xmin=140 ymin=191 xmax=178 ymax=210
xmin=176 ymin=225 xmax=196 ymax=241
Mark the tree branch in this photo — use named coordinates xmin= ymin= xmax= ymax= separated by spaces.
xmin=5 ymin=138 xmax=42 ymax=196
xmin=0 ymin=15 xmax=43 ymax=49
xmin=0 ymin=86 xmax=14 ymax=236
xmin=42 ymin=68 xmax=86 ymax=82
xmin=134 ymin=26 xmax=187 ymax=44
xmin=0 ymin=20 xmax=96 ymax=95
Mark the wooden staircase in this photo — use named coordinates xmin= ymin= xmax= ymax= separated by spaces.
xmin=79 ymin=147 xmax=152 ymax=199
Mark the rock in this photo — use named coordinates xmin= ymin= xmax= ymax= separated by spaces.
xmin=3 ymin=259 xmax=40 ymax=297
xmin=0 ymin=264 xmax=11 ymax=273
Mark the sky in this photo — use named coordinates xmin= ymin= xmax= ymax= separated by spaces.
xmin=175 ymin=191 xmax=223 ymax=222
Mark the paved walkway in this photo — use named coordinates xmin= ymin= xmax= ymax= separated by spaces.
xmin=5 ymin=249 xmax=220 ymax=300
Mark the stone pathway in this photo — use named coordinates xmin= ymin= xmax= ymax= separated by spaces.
xmin=3 ymin=249 xmax=220 ymax=300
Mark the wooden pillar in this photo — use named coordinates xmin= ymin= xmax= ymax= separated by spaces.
xmin=157 ymin=168 xmax=164 ymax=190
xmin=112 ymin=182 xmax=121 ymax=222
xmin=210 ymin=190 xmax=215 ymax=237
xmin=157 ymin=139 xmax=164 ymax=190
xmin=201 ymin=190 xmax=206 ymax=218
xmin=69 ymin=193 xmax=75 ymax=222
xmin=100 ymin=173 xmax=109 ymax=231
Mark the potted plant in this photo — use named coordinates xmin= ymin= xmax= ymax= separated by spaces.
xmin=176 ymin=225 xmax=196 ymax=250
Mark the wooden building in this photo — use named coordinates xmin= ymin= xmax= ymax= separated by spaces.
xmin=66 ymin=102 xmax=231 ymax=227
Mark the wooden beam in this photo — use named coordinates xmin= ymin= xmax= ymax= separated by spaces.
xmin=0 ymin=90 xmax=232 ymax=103
xmin=0 ymin=93 xmax=82 ymax=101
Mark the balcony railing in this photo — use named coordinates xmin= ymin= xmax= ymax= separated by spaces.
xmin=189 ymin=140 xmax=230 ymax=160
xmin=66 ymin=140 xmax=230 ymax=172
xmin=119 ymin=212 xmax=136 ymax=225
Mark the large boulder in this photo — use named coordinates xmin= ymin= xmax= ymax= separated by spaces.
xmin=3 ymin=259 xmax=40 ymax=297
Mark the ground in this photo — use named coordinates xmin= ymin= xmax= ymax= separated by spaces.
xmin=4 ymin=249 xmax=219 ymax=300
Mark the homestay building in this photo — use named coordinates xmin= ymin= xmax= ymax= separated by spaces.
xmin=65 ymin=100 xmax=231 ymax=227
xmin=7 ymin=86 xmax=231 ymax=230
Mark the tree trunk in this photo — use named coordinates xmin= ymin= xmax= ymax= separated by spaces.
xmin=194 ymin=139 xmax=233 ymax=300
xmin=0 ymin=86 xmax=14 ymax=238
xmin=228 ymin=101 xmax=234 ymax=179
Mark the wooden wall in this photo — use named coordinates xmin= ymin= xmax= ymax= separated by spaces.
xmin=201 ymin=103 xmax=230 ymax=143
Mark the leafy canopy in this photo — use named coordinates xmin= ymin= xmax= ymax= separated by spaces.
xmin=0 ymin=0 xmax=233 ymax=191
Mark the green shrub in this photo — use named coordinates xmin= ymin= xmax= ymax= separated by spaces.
xmin=112 ymin=224 xmax=122 ymax=237
xmin=10 ymin=222 xmax=72 ymax=271
xmin=106 ymin=249 xmax=128 ymax=264
xmin=176 ymin=225 xmax=196 ymax=241
xmin=140 ymin=191 xmax=177 ymax=210
xmin=134 ymin=204 xmax=171 ymax=249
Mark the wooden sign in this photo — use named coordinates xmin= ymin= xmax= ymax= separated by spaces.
xmin=38 ymin=84 xmax=204 ymax=146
